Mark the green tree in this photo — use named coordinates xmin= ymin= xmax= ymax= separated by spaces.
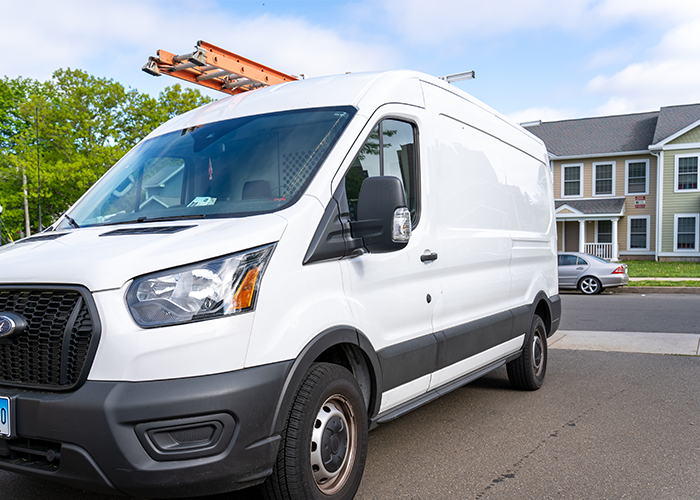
xmin=0 ymin=70 xmax=213 ymax=243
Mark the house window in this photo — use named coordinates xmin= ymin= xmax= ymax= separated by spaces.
xmin=626 ymin=160 xmax=648 ymax=195
xmin=597 ymin=220 xmax=612 ymax=244
xmin=628 ymin=216 xmax=649 ymax=251
xmin=593 ymin=162 xmax=614 ymax=195
xmin=674 ymin=214 xmax=699 ymax=251
xmin=675 ymin=155 xmax=698 ymax=191
xmin=562 ymin=164 xmax=581 ymax=197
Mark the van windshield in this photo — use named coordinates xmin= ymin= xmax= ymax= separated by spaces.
xmin=64 ymin=106 xmax=355 ymax=228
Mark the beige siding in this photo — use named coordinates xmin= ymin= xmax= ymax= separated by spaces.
xmin=622 ymin=155 xmax=657 ymax=252
xmin=668 ymin=124 xmax=700 ymax=145
xmin=661 ymin=147 xmax=700 ymax=252
xmin=553 ymin=154 xmax=657 ymax=254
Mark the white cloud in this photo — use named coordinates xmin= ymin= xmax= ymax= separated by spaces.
xmin=356 ymin=0 xmax=595 ymax=45
xmin=351 ymin=0 xmax=700 ymax=47
xmin=1 ymin=1 xmax=399 ymax=94
xmin=585 ymin=46 xmax=636 ymax=71
xmin=586 ymin=18 xmax=700 ymax=115
xmin=595 ymin=0 xmax=700 ymax=24
xmin=507 ymin=106 xmax=579 ymax=125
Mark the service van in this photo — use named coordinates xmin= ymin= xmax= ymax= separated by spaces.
xmin=0 ymin=70 xmax=560 ymax=500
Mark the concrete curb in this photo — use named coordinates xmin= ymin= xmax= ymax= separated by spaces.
xmin=628 ymin=277 xmax=700 ymax=281
xmin=549 ymin=330 xmax=700 ymax=356
xmin=610 ymin=286 xmax=700 ymax=294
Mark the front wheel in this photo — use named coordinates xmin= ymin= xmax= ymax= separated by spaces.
xmin=263 ymin=363 xmax=368 ymax=500
xmin=579 ymin=276 xmax=602 ymax=295
xmin=507 ymin=314 xmax=547 ymax=390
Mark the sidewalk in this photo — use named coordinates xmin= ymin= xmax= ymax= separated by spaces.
xmin=549 ymin=330 xmax=700 ymax=356
xmin=610 ymin=277 xmax=700 ymax=294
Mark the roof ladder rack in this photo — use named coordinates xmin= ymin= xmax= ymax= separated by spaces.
xmin=143 ymin=40 xmax=298 ymax=96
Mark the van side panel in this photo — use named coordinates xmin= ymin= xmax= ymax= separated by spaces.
xmin=422 ymin=86 xmax=513 ymax=333
xmin=504 ymin=141 xmax=559 ymax=304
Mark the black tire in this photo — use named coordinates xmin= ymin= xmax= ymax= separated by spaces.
xmin=263 ymin=363 xmax=368 ymax=500
xmin=578 ymin=276 xmax=602 ymax=295
xmin=507 ymin=314 xmax=547 ymax=391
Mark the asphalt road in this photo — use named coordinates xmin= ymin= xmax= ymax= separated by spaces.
xmin=2 ymin=294 xmax=699 ymax=500
xmin=559 ymin=292 xmax=700 ymax=334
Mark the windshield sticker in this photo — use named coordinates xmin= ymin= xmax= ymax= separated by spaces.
xmin=187 ymin=197 xmax=217 ymax=207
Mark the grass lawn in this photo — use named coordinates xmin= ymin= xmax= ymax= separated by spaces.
xmin=623 ymin=261 xmax=700 ymax=278
xmin=629 ymin=280 xmax=700 ymax=287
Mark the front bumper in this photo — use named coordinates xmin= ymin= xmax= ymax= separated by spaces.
xmin=0 ymin=361 xmax=292 ymax=497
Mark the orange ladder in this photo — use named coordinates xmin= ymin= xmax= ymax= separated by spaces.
xmin=143 ymin=40 xmax=298 ymax=95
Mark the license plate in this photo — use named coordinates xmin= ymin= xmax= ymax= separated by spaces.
xmin=0 ymin=397 xmax=11 ymax=437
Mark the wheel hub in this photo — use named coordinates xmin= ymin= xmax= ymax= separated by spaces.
xmin=322 ymin=415 xmax=347 ymax=472
xmin=533 ymin=335 xmax=542 ymax=370
xmin=311 ymin=401 xmax=351 ymax=487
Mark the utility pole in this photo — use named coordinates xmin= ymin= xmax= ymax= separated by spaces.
xmin=22 ymin=166 xmax=30 ymax=238
xmin=36 ymin=106 xmax=43 ymax=231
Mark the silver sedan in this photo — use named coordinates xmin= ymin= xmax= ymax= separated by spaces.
xmin=558 ymin=252 xmax=629 ymax=295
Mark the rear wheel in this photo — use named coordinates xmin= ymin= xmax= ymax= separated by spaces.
xmin=263 ymin=363 xmax=368 ymax=500
xmin=579 ymin=276 xmax=602 ymax=295
xmin=507 ymin=314 xmax=547 ymax=390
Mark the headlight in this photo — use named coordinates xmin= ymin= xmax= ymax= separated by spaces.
xmin=126 ymin=244 xmax=275 ymax=327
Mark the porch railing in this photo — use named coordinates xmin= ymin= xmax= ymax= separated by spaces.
xmin=585 ymin=243 xmax=613 ymax=260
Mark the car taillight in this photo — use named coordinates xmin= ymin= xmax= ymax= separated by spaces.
xmin=612 ymin=265 xmax=625 ymax=274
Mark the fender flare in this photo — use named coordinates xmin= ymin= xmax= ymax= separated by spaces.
xmin=530 ymin=291 xmax=561 ymax=337
xmin=267 ymin=326 xmax=382 ymax=437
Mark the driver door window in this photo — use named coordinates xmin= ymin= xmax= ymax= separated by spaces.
xmin=345 ymin=119 xmax=418 ymax=224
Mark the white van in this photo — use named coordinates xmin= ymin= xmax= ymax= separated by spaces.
xmin=0 ymin=70 xmax=560 ymax=500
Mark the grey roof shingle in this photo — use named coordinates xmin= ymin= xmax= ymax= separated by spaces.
xmin=555 ymin=198 xmax=625 ymax=215
xmin=652 ymin=103 xmax=700 ymax=145
xmin=525 ymin=112 xmax=658 ymax=157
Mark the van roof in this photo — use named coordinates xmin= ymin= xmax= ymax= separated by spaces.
xmin=146 ymin=70 xmax=546 ymax=162
xmin=147 ymin=70 xmax=422 ymax=138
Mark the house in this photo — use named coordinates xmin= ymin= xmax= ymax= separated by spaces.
xmin=524 ymin=103 xmax=700 ymax=262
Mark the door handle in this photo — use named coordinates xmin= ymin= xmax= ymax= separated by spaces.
xmin=421 ymin=252 xmax=438 ymax=263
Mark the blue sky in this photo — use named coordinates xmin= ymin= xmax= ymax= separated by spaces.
xmin=3 ymin=0 xmax=700 ymax=124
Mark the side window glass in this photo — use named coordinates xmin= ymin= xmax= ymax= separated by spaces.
xmin=345 ymin=119 xmax=418 ymax=224
xmin=577 ymin=257 xmax=588 ymax=265
xmin=559 ymin=255 xmax=576 ymax=266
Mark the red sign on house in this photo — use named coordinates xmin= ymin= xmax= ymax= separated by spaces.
xmin=635 ymin=196 xmax=646 ymax=208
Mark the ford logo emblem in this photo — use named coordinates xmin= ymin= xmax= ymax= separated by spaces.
xmin=0 ymin=313 xmax=27 ymax=340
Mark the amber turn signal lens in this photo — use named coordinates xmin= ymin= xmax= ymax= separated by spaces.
xmin=231 ymin=268 xmax=260 ymax=310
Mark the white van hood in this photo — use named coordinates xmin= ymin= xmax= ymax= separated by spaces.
xmin=0 ymin=215 xmax=287 ymax=291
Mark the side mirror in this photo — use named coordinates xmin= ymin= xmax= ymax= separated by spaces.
xmin=351 ymin=176 xmax=411 ymax=253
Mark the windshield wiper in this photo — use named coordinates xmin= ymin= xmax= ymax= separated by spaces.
xmin=63 ymin=213 xmax=80 ymax=229
xmin=103 ymin=214 xmax=206 ymax=226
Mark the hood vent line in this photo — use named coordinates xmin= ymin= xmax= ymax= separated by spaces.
xmin=100 ymin=226 xmax=197 ymax=236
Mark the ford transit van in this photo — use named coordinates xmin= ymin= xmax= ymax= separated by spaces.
xmin=0 ymin=70 xmax=560 ymax=500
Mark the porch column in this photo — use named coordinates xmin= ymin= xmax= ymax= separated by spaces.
xmin=578 ymin=219 xmax=585 ymax=253
xmin=612 ymin=218 xmax=619 ymax=261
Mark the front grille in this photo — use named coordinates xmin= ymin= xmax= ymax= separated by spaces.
xmin=0 ymin=286 xmax=100 ymax=391
xmin=0 ymin=437 xmax=61 ymax=471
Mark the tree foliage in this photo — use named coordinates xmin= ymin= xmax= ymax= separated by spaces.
xmin=0 ymin=70 xmax=213 ymax=243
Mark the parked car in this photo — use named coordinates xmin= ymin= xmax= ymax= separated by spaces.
xmin=558 ymin=252 xmax=629 ymax=294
